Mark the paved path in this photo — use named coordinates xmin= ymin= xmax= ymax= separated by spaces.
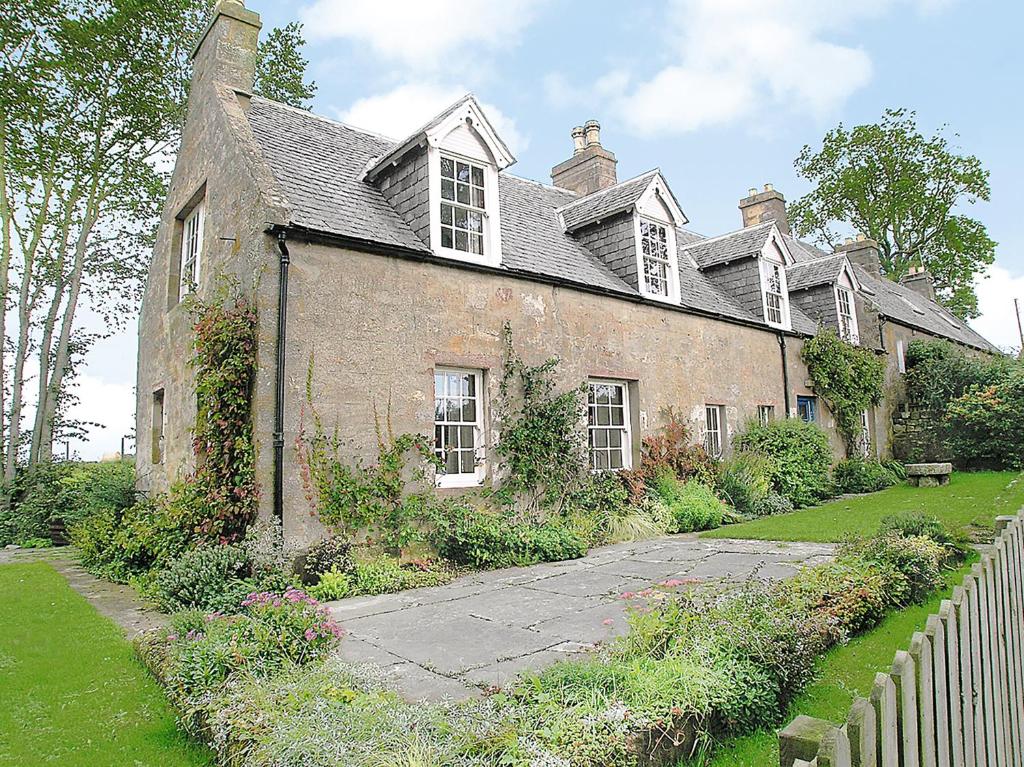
xmin=326 ymin=535 xmax=835 ymax=701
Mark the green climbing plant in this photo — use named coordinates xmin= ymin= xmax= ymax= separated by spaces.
xmin=801 ymin=328 xmax=886 ymax=454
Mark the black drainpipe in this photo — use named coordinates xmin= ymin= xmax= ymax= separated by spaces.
xmin=778 ymin=333 xmax=792 ymax=417
xmin=273 ymin=230 xmax=290 ymax=523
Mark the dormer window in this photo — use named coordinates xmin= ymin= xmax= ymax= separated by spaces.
xmin=836 ymin=286 xmax=859 ymax=343
xmin=440 ymin=155 xmax=486 ymax=256
xmin=640 ymin=218 xmax=672 ymax=297
xmin=764 ymin=261 xmax=785 ymax=325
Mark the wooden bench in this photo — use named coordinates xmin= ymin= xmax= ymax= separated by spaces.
xmin=904 ymin=462 xmax=952 ymax=487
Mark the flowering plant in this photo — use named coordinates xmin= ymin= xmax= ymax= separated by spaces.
xmin=241 ymin=588 xmax=344 ymax=663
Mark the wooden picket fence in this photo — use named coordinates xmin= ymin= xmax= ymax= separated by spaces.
xmin=779 ymin=510 xmax=1024 ymax=767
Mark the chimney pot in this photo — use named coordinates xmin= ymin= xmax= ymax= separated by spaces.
xmin=901 ymin=266 xmax=936 ymax=300
xmin=855 ymin=232 xmax=866 ymax=242
xmin=845 ymin=236 xmax=854 ymax=244
xmin=748 ymin=187 xmax=758 ymax=197
xmin=764 ymin=182 xmax=774 ymax=192
xmin=571 ymin=126 xmax=586 ymax=155
xmin=551 ymin=120 xmax=617 ymax=195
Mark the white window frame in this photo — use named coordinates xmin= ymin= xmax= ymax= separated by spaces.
xmin=896 ymin=339 xmax=907 ymax=374
xmin=433 ymin=367 xmax=486 ymax=488
xmin=835 ymin=286 xmax=860 ymax=344
xmin=757 ymin=404 xmax=775 ymax=427
xmin=179 ymin=199 xmax=205 ymax=299
xmin=587 ymin=379 xmax=632 ymax=471
xmin=704 ymin=404 xmax=724 ymax=459
xmin=633 ymin=215 xmax=679 ymax=303
xmin=428 ymin=147 xmax=502 ymax=268
xmin=760 ymin=258 xmax=789 ymax=329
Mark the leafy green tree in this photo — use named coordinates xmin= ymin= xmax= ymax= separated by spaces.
xmin=790 ymin=109 xmax=995 ymax=319
xmin=254 ymin=22 xmax=317 ymax=108
xmin=0 ymin=1 xmax=315 ymax=493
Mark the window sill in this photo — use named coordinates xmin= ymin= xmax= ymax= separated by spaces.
xmin=435 ymin=247 xmax=501 ymax=269
xmin=435 ymin=475 xmax=485 ymax=489
xmin=639 ymin=290 xmax=679 ymax=305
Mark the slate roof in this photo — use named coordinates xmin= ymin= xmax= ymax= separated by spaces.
xmin=557 ymin=170 xmax=659 ymax=232
xmin=680 ymin=222 xmax=776 ymax=268
xmin=782 ymin=235 xmax=830 ymax=263
xmin=852 ymin=265 xmax=997 ymax=352
xmin=242 ymin=96 xmax=995 ymax=350
xmin=786 ymin=254 xmax=848 ymax=291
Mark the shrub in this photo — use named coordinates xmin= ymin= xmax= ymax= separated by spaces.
xmin=302 ymin=536 xmax=354 ymax=581
xmin=832 ymin=458 xmax=899 ymax=494
xmin=878 ymin=512 xmax=970 ymax=566
xmin=632 ymin=408 xmax=718 ymax=487
xmin=432 ymin=505 xmax=585 ymax=569
xmin=734 ymin=419 xmax=833 ymax=507
xmin=750 ymin=492 xmax=793 ymax=518
xmin=307 ymin=568 xmax=352 ymax=601
xmin=717 ymin=453 xmax=773 ymax=516
xmin=944 ymin=369 xmax=1024 ymax=469
xmin=652 ymin=471 xmax=727 ymax=533
xmin=152 ymin=544 xmax=254 ymax=613
xmin=843 ymin=533 xmax=945 ymax=606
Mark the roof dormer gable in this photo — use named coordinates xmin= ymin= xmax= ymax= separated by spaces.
xmin=557 ymin=169 xmax=687 ymax=234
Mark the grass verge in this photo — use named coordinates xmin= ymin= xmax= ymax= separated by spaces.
xmin=702 ymin=471 xmax=1024 ymax=542
xmin=706 ymin=557 xmax=976 ymax=766
xmin=0 ymin=562 xmax=212 ymax=767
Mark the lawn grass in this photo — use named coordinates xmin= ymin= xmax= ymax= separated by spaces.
xmin=0 ymin=562 xmax=213 ymax=767
xmin=702 ymin=470 xmax=1024 ymax=542
xmin=706 ymin=558 xmax=976 ymax=766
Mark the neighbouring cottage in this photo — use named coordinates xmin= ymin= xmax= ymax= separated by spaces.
xmin=136 ymin=0 xmax=999 ymax=546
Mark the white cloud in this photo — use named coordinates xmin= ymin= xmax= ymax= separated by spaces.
xmin=337 ymin=82 xmax=528 ymax=155
xmin=549 ymin=0 xmax=951 ymax=137
xmin=299 ymin=0 xmax=548 ymax=68
xmin=971 ymin=265 xmax=1024 ymax=354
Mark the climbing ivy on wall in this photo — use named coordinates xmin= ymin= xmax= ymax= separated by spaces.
xmin=495 ymin=322 xmax=589 ymax=514
xmin=800 ymin=328 xmax=886 ymax=454
xmin=178 ymin=282 xmax=260 ymax=541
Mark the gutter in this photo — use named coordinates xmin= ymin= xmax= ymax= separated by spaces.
xmin=272 ymin=230 xmax=290 ymax=524
xmin=269 ymin=224 xmax=813 ymax=340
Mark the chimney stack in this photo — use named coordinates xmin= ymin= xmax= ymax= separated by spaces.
xmin=901 ymin=265 xmax=936 ymax=301
xmin=836 ymin=233 xmax=883 ymax=277
xmin=738 ymin=183 xmax=790 ymax=235
xmin=190 ymin=0 xmax=262 ymax=97
xmin=551 ymin=120 xmax=618 ymax=196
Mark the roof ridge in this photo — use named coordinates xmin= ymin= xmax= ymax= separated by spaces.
xmin=679 ymin=220 xmax=774 ymax=250
xmin=555 ymin=168 xmax=660 ymax=212
xmin=502 ymin=171 xmax=577 ymax=195
xmin=250 ymin=95 xmax=401 ymax=144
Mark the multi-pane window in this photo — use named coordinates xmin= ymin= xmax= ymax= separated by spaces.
xmin=640 ymin=219 xmax=671 ymax=298
xmin=433 ymin=368 xmax=484 ymax=486
xmin=837 ymin=288 xmax=858 ymax=343
xmin=757 ymin=405 xmax=775 ymax=427
xmin=179 ymin=200 xmax=204 ymax=298
xmin=704 ymin=405 xmax=724 ymax=458
xmin=797 ymin=395 xmax=817 ymax=424
xmin=440 ymin=155 xmax=485 ymax=256
xmin=588 ymin=381 xmax=631 ymax=470
xmin=764 ymin=261 xmax=784 ymax=325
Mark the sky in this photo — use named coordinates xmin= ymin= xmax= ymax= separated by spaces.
xmin=69 ymin=0 xmax=1024 ymax=460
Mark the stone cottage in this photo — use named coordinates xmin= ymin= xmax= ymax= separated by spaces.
xmin=136 ymin=0 xmax=999 ymax=546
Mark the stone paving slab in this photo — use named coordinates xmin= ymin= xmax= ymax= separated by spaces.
xmin=328 ymin=534 xmax=835 ymax=702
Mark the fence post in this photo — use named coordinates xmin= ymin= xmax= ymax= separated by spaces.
xmin=979 ymin=555 xmax=1006 ymax=765
xmin=846 ymin=697 xmax=877 ymax=767
xmin=817 ymin=726 xmax=853 ymax=767
xmin=910 ymin=632 xmax=937 ymax=767
xmin=925 ymin=615 xmax=951 ymax=767
xmin=869 ymin=671 xmax=899 ymax=767
xmin=892 ymin=650 xmax=921 ymax=767
xmin=938 ymin=600 xmax=965 ymax=767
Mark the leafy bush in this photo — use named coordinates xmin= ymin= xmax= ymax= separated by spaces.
xmin=627 ymin=408 xmax=718 ymax=490
xmin=652 ymin=470 xmax=727 ymax=533
xmin=302 ymin=536 xmax=354 ymax=581
xmin=832 ymin=458 xmax=900 ymax=494
xmin=944 ymin=369 xmax=1024 ymax=469
xmin=750 ymin=492 xmax=793 ymax=518
xmin=843 ymin=533 xmax=945 ymax=605
xmin=432 ymin=505 xmax=585 ymax=569
xmin=152 ymin=544 xmax=254 ymax=613
xmin=140 ymin=589 xmax=343 ymax=733
xmin=0 ymin=460 xmax=136 ymax=546
xmin=878 ymin=512 xmax=970 ymax=566
xmin=734 ymin=418 xmax=833 ymax=507
xmin=717 ymin=453 xmax=773 ymax=516
xmin=307 ymin=569 xmax=352 ymax=601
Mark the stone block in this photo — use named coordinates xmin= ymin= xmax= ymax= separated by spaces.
xmin=780 ymin=715 xmax=834 ymax=767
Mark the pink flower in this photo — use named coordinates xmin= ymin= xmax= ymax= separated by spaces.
xmin=602 ymin=618 xmax=615 ymax=626
xmin=304 ymin=628 xmax=316 ymax=641
xmin=660 ymin=579 xmax=685 ymax=588
xmin=620 ymin=591 xmax=636 ymax=600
